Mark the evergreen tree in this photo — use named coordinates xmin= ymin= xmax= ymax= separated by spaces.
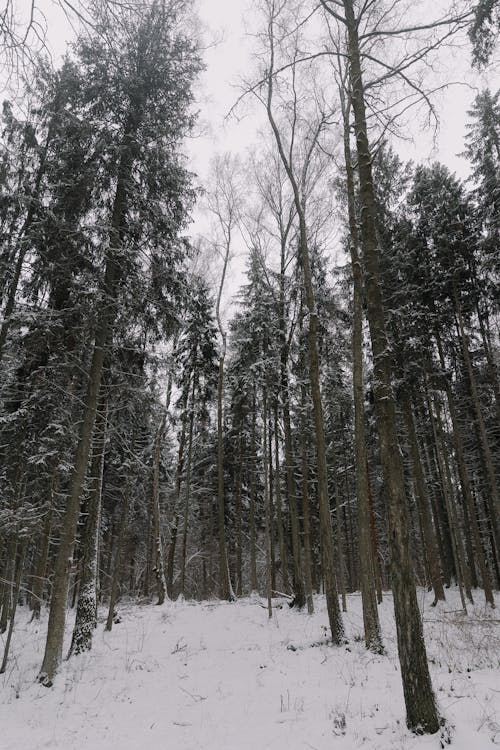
xmin=37 ymin=0 xmax=201 ymax=684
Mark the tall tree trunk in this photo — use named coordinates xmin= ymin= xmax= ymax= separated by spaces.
xmin=249 ymin=385 xmax=258 ymax=592
xmin=331 ymin=447 xmax=348 ymax=614
xmin=403 ymin=397 xmax=445 ymax=606
xmin=274 ymin=404 xmax=291 ymax=594
xmin=235 ymin=431 xmax=244 ymax=597
xmin=300 ymin=380 xmax=315 ymax=614
xmin=0 ymin=538 xmax=16 ymax=634
xmin=366 ymin=462 xmax=383 ymax=604
xmin=152 ymin=412 xmax=168 ymax=605
xmin=342 ymin=0 xmax=439 ymax=730
xmin=278 ymin=242 xmax=305 ymax=607
xmin=339 ymin=86 xmax=382 ymax=645
xmin=268 ymin=413 xmax=276 ymax=594
xmin=105 ymin=490 xmax=130 ymax=632
xmin=31 ymin=505 xmax=53 ymax=621
xmin=214 ymin=208 xmax=235 ymax=602
xmin=166 ymin=411 xmax=187 ymax=598
xmin=435 ymin=333 xmax=495 ymax=606
xmin=216 ymin=351 xmax=235 ymax=601
xmin=280 ymin=343 xmax=304 ymax=607
xmin=38 ymin=105 xmax=140 ymax=686
xmin=68 ymin=398 xmax=108 ymax=656
xmin=180 ymin=378 xmax=196 ymax=598
xmin=426 ymin=387 xmax=472 ymax=608
xmin=0 ymin=540 xmax=26 ymax=674
xmin=265 ymin=27 xmax=344 ymax=643
xmin=454 ymin=293 xmax=500 ymax=553
xmin=263 ymin=383 xmax=273 ymax=618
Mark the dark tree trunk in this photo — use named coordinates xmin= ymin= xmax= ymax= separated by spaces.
xmin=39 ymin=104 xmax=140 ymax=686
xmin=105 ymin=491 xmax=129 ymax=632
xmin=342 ymin=0 xmax=439 ymax=731
xmin=403 ymin=398 xmax=445 ymax=606
xmin=68 ymin=398 xmax=108 ymax=656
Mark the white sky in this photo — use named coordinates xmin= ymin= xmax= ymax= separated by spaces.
xmin=188 ymin=0 xmax=499 ymax=306
xmin=10 ymin=1 xmax=499 ymax=180
xmin=191 ymin=0 xmax=498 ymax=178
xmin=7 ymin=0 xmax=500 ymax=305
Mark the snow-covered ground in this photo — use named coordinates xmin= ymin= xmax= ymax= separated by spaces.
xmin=1 ymin=589 xmax=499 ymax=749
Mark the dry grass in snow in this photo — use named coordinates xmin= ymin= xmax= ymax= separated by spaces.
xmin=1 ymin=588 xmax=499 ymax=750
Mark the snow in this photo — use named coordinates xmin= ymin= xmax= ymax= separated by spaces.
xmin=1 ymin=589 xmax=499 ymax=750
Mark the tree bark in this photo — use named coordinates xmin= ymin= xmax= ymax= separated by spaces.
xmin=105 ymin=490 xmax=129 ymax=632
xmin=68 ymin=398 xmax=108 ymax=656
xmin=180 ymin=378 xmax=196 ymax=598
xmin=274 ymin=404 xmax=291 ymax=594
xmin=402 ymin=397 xmax=445 ymax=605
xmin=300 ymin=379 xmax=315 ymax=614
xmin=435 ymin=333 xmax=495 ymax=606
xmin=342 ymin=0 xmax=439 ymax=731
xmin=0 ymin=541 xmax=26 ymax=674
xmin=151 ymin=417 xmax=168 ymax=605
xmin=265 ymin=18 xmax=343 ymax=642
xmin=339 ymin=84 xmax=382 ymax=646
xmin=39 ymin=103 xmax=140 ymax=686
xmin=263 ymin=384 xmax=273 ymax=618
xmin=454 ymin=292 xmax=500 ymax=554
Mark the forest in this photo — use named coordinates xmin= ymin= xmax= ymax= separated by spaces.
xmin=0 ymin=0 xmax=499 ymax=746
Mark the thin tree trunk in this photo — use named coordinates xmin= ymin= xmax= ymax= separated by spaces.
xmin=454 ymin=293 xmax=500 ymax=553
xmin=366 ymin=463 xmax=383 ymax=603
xmin=166 ymin=412 xmax=187 ymax=598
xmin=265 ymin=22 xmax=344 ymax=643
xmin=68 ymin=399 xmax=108 ymax=656
xmin=278 ymin=244 xmax=304 ymax=607
xmin=0 ymin=541 xmax=26 ymax=674
xmin=340 ymin=82 xmax=380 ymax=641
xmin=422 ymin=390 xmax=466 ymax=604
xmin=216 ymin=352 xmax=235 ymax=601
xmin=263 ymin=384 xmax=273 ymax=619
xmin=435 ymin=333 xmax=495 ymax=606
xmin=274 ymin=404 xmax=291 ymax=594
xmin=214 ymin=215 xmax=235 ymax=602
xmin=235 ymin=431 xmax=244 ymax=597
xmin=268 ymin=412 xmax=276 ymax=594
xmin=403 ymin=397 xmax=445 ymax=605
xmin=152 ymin=412 xmax=168 ymax=605
xmin=427 ymin=388 xmax=472 ymax=608
xmin=31 ymin=505 xmax=53 ymax=621
xmin=0 ymin=538 xmax=15 ymax=634
xmin=331 ymin=447 xmax=348 ymax=614
xmin=300 ymin=380 xmax=314 ymax=614
xmin=249 ymin=385 xmax=258 ymax=592
xmin=105 ymin=491 xmax=130 ymax=632
xmin=180 ymin=379 xmax=196 ymax=598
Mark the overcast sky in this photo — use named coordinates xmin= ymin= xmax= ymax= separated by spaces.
xmin=192 ymin=0 xmax=498 ymax=179
xmin=188 ymin=0 xmax=499 ymax=301
xmin=9 ymin=0 xmax=500 ymax=303
xmin=21 ymin=1 xmax=498 ymax=182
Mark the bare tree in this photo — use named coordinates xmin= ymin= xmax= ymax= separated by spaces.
xmin=250 ymin=0 xmax=345 ymax=644
xmin=320 ymin=0 xmax=456 ymax=734
xmin=337 ymin=69 xmax=384 ymax=653
xmin=205 ymin=153 xmax=241 ymax=602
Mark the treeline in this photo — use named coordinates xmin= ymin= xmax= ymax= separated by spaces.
xmin=0 ymin=0 xmax=498 ymax=738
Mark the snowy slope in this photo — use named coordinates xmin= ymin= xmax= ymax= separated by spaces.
xmin=1 ymin=589 xmax=499 ymax=750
